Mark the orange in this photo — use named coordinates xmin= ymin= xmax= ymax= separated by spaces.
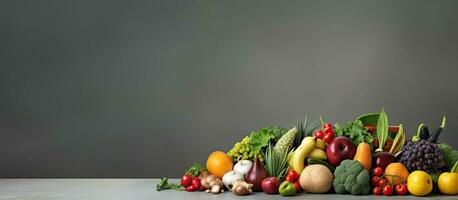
xmin=385 ymin=162 xmax=410 ymax=184
xmin=206 ymin=151 xmax=233 ymax=178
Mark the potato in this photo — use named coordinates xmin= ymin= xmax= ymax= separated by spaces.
xmin=299 ymin=164 xmax=333 ymax=193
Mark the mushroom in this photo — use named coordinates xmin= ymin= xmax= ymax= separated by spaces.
xmin=199 ymin=171 xmax=224 ymax=194
xmin=231 ymin=179 xmax=253 ymax=196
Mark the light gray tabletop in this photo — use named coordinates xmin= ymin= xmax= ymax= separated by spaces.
xmin=0 ymin=179 xmax=455 ymax=200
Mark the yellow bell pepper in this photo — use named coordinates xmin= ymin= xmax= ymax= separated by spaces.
xmin=438 ymin=161 xmax=458 ymax=195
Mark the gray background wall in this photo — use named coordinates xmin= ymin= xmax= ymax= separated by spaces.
xmin=1 ymin=0 xmax=457 ymax=178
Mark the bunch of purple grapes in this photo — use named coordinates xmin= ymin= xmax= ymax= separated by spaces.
xmin=400 ymin=140 xmax=445 ymax=173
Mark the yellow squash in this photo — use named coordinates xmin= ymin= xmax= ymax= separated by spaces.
xmin=407 ymin=170 xmax=433 ymax=196
xmin=438 ymin=161 xmax=458 ymax=195
xmin=308 ymin=148 xmax=327 ymax=160
xmin=353 ymin=142 xmax=372 ymax=171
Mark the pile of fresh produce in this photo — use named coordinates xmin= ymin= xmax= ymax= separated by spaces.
xmin=157 ymin=109 xmax=458 ymax=197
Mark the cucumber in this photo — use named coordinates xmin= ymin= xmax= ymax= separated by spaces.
xmin=307 ymin=157 xmax=335 ymax=173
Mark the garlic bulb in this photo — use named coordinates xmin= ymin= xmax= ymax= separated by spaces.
xmin=233 ymin=159 xmax=253 ymax=176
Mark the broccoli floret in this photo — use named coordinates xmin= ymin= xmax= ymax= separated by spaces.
xmin=333 ymin=160 xmax=370 ymax=195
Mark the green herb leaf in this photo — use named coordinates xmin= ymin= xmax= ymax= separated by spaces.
xmin=294 ymin=115 xmax=320 ymax=148
xmin=333 ymin=120 xmax=373 ymax=145
xmin=376 ymin=108 xmax=389 ymax=152
xmin=250 ymin=127 xmax=285 ymax=153
xmin=185 ymin=163 xmax=205 ymax=177
xmin=263 ymin=142 xmax=289 ymax=179
xmin=389 ymin=124 xmax=405 ymax=154
xmin=156 ymin=177 xmax=185 ymax=191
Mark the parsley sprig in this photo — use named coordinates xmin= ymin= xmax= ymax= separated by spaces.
xmin=334 ymin=120 xmax=374 ymax=145
xmin=185 ymin=163 xmax=206 ymax=177
xmin=156 ymin=177 xmax=184 ymax=191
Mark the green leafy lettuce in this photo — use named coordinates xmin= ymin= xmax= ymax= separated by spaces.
xmin=250 ymin=126 xmax=287 ymax=152
xmin=438 ymin=143 xmax=458 ymax=171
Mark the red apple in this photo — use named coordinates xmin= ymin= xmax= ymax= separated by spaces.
xmin=261 ymin=177 xmax=280 ymax=194
xmin=326 ymin=136 xmax=357 ymax=166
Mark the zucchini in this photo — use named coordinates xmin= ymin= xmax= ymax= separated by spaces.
xmin=427 ymin=116 xmax=446 ymax=143
xmin=307 ymin=157 xmax=335 ymax=172
xmin=419 ymin=125 xmax=430 ymax=140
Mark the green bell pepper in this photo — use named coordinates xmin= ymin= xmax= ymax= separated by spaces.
xmin=279 ymin=181 xmax=296 ymax=196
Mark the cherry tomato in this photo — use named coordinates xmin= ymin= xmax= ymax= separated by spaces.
xmin=199 ymin=185 xmax=206 ymax=191
xmin=395 ymin=183 xmax=408 ymax=195
xmin=372 ymin=167 xmax=383 ymax=177
xmin=186 ymin=185 xmax=197 ymax=192
xmin=383 ymin=185 xmax=393 ymax=196
xmin=294 ymin=181 xmax=301 ymax=193
xmin=191 ymin=177 xmax=201 ymax=189
xmin=315 ymin=130 xmax=325 ymax=139
xmin=325 ymin=129 xmax=335 ymax=137
xmin=323 ymin=122 xmax=333 ymax=129
xmin=373 ymin=186 xmax=382 ymax=195
xmin=371 ymin=176 xmax=380 ymax=186
xmin=181 ymin=175 xmax=192 ymax=187
xmin=378 ymin=178 xmax=387 ymax=188
xmin=323 ymin=134 xmax=333 ymax=143
xmin=285 ymin=169 xmax=299 ymax=182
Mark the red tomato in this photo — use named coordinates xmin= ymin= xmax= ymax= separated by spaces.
xmin=199 ymin=185 xmax=206 ymax=191
xmin=378 ymin=178 xmax=387 ymax=188
xmin=371 ymin=176 xmax=380 ymax=186
xmin=186 ymin=185 xmax=197 ymax=192
xmin=395 ymin=184 xmax=408 ymax=195
xmin=294 ymin=181 xmax=301 ymax=193
xmin=315 ymin=130 xmax=325 ymax=139
xmin=181 ymin=175 xmax=192 ymax=187
xmin=383 ymin=185 xmax=393 ymax=196
xmin=326 ymin=129 xmax=335 ymax=137
xmin=372 ymin=167 xmax=383 ymax=177
xmin=323 ymin=122 xmax=333 ymax=129
xmin=191 ymin=177 xmax=201 ymax=189
xmin=285 ymin=169 xmax=300 ymax=182
xmin=373 ymin=186 xmax=382 ymax=195
xmin=323 ymin=134 xmax=333 ymax=143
